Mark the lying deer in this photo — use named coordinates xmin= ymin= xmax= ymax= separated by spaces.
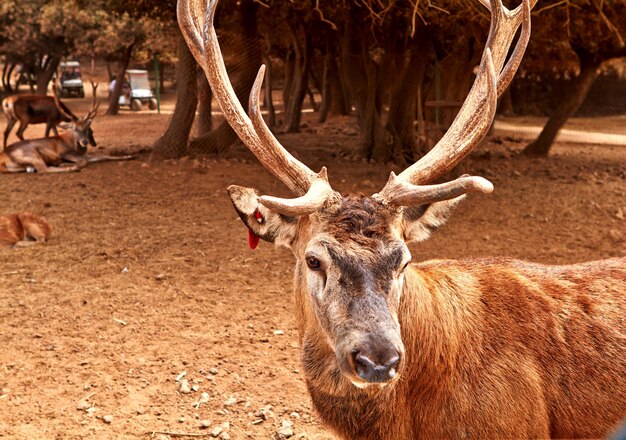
xmin=2 ymin=84 xmax=97 ymax=150
xmin=181 ymin=0 xmax=626 ymax=438
xmin=0 ymin=212 xmax=51 ymax=247
xmin=0 ymin=84 xmax=135 ymax=174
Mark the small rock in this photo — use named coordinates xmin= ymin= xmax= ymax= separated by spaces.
xmin=616 ymin=208 xmax=624 ymax=220
xmin=273 ymin=330 xmax=285 ymax=335
xmin=608 ymin=229 xmax=623 ymax=242
xmin=178 ymin=417 xmax=186 ymax=423
xmin=136 ymin=407 xmax=145 ymax=415
xmin=193 ymin=392 xmax=210 ymax=408
xmin=200 ymin=419 xmax=211 ymax=429
xmin=224 ymin=397 xmax=237 ymax=406
xmin=192 ymin=384 xmax=200 ymax=392
xmin=290 ymin=412 xmax=300 ymax=419
xmin=180 ymin=379 xmax=192 ymax=394
xmin=102 ymin=415 xmax=113 ymax=424
xmin=209 ymin=368 xmax=219 ymax=375
xmin=211 ymin=425 xmax=223 ymax=437
xmin=76 ymin=400 xmax=90 ymax=411
xmin=220 ymin=432 xmax=230 ymax=440
xmin=255 ymin=406 xmax=274 ymax=420
xmin=277 ymin=419 xmax=294 ymax=438
xmin=155 ymin=273 xmax=166 ymax=281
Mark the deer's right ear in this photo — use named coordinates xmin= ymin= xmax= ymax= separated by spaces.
xmin=400 ymin=196 xmax=466 ymax=243
xmin=227 ymin=185 xmax=298 ymax=249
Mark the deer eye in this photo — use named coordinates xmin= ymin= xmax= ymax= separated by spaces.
xmin=306 ymin=257 xmax=322 ymax=271
xmin=401 ymin=260 xmax=412 ymax=273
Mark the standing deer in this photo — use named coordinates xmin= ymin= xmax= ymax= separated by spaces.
xmin=0 ymin=85 xmax=134 ymax=174
xmin=181 ymin=0 xmax=626 ymax=438
xmin=2 ymin=84 xmax=97 ymax=150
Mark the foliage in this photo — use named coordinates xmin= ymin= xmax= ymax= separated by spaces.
xmin=0 ymin=0 xmax=177 ymax=87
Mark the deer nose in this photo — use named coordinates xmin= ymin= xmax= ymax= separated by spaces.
xmin=352 ymin=348 xmax=401 ymax=383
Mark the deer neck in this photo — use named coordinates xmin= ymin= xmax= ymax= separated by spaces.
xmin=59 ymin=130 xmax=85 ymax=153
xmin=399 ymin=264 xmax=483 ymax=392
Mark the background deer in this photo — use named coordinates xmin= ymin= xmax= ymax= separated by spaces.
xmin=2 ymin=84 xmax=97 ymax=150
xmin=0 ymin=84 xmax=134 ymax=173
xmin=0 ymin=212 xmax=51 ymax=247
xmin=181 ymin=0 xmax=626 ymax=438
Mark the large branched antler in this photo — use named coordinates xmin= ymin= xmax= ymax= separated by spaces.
xmin=375 ymin=0 xmax=534 ymax=207
xmin=178 ymin=0 xmax=336 ymax=216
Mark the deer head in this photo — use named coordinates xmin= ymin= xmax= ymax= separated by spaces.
xmin=180 ymin=0 xmax=532 ymax=387
xmin=54 ymin=81 xmax=100 ymax=150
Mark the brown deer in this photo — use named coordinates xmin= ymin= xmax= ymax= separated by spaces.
xmin=2 ymin=84 xmax=97 ymax=150
xmin=181 ymin=0 xmax=626 ymax=438
xmin=0 ymin=212 xmax=51 ymax=247
xmin=0 ymin=85 xmax=135 ymax=174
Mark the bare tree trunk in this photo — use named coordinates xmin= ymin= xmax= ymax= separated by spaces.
xmin=2 ymin=63 xmax=17 ymax=93
xmin=282 ymin=50 xmax=294 ymax=121
xmin=282 ymin=22 xmax=311 ymax=133
xmin=330 ymin=48 xmax=349 ymax=116
xmin=187 ymin=0 xmax=261 ymax=155
xmin=385 ymin=29 xmax=432 ymax=162
xmin=196 ymin=71 xmax=212 ymax=136
xmin=150 ymin=32 xmax=198 ymax=159
xmin=319 ymin=47 xmax=332 ymax=123
xmin=36 ymin=53 xmax=61 ymax=95
xmin=263 ymin=54 xmax=276 ymax=127
xmin=341 ymin=16 xmax=388 ymax=161
xmin=106 ymin=45 xmax=134 ymax=116
xmin=523 ymin=54 xmax=602 ymax=156
xmin=498 ymin=87 xmax=514 ymax=116
xmin=432 ymin=37 xmax=479 ymax=127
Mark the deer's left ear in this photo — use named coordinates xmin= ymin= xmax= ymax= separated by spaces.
xmin=400 ymin=196 xmax=466 ymax=243
xmin=227 ymin=185 xmax=298 ymax=249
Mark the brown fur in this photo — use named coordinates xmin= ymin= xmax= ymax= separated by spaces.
xmin=0 ymin=123 xmax=134 ymax=174
xmin=230 ymin=191 xmax=626 ymax=439
xmin=2 ymin=94 xmax=78 ymax=150
xmin=299 ymin=258 xmax=625 ymax=439
xmin=0 ymin=212 xmax=51 ymax=247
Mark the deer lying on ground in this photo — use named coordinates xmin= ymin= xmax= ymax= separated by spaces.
xmin=2 ymin=84 xmax=97 ymax=150
xmin=181 ymin=0 xmax=626 ymax=438
xmin=0 ymin=212 xmax=51 ymax=247
xmin=0 ymin=84 xmax=135 ymax=174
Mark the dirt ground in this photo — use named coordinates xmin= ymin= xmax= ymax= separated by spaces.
xmin=0 ymin=98 xmax=625 ymax=439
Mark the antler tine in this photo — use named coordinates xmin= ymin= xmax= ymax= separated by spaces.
xmin=379 ymin=173 xmax=494 ymax=207
xmin=179 ymin=0 xmax=327 ymax=198
xmin=376 ymin=0 xmax=534 ymax=206
xmin=86 ymin=81 xmax=100 ymax=120
xmin=258 ymin=167 xmax=336 ymax=216
xmin=52 ymin=82 xmax=77 ymax=121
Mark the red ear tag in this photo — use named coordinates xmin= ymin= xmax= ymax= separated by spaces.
xmin=248 ymin=229 xmax=260 ymax=249
xmin=247 ymin=209 xmax=264 ymax=250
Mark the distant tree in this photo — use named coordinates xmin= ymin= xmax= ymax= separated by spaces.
xmin=0 ymin=0 xmax=95 ymax=94
xmin=523 ymin=0 xmax=626 ymax=156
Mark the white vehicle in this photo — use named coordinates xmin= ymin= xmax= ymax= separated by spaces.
xmin=58 ymin=61 xmax=85 ymax=98
xmin=117 ymin=70 xmax=158 ymax=111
